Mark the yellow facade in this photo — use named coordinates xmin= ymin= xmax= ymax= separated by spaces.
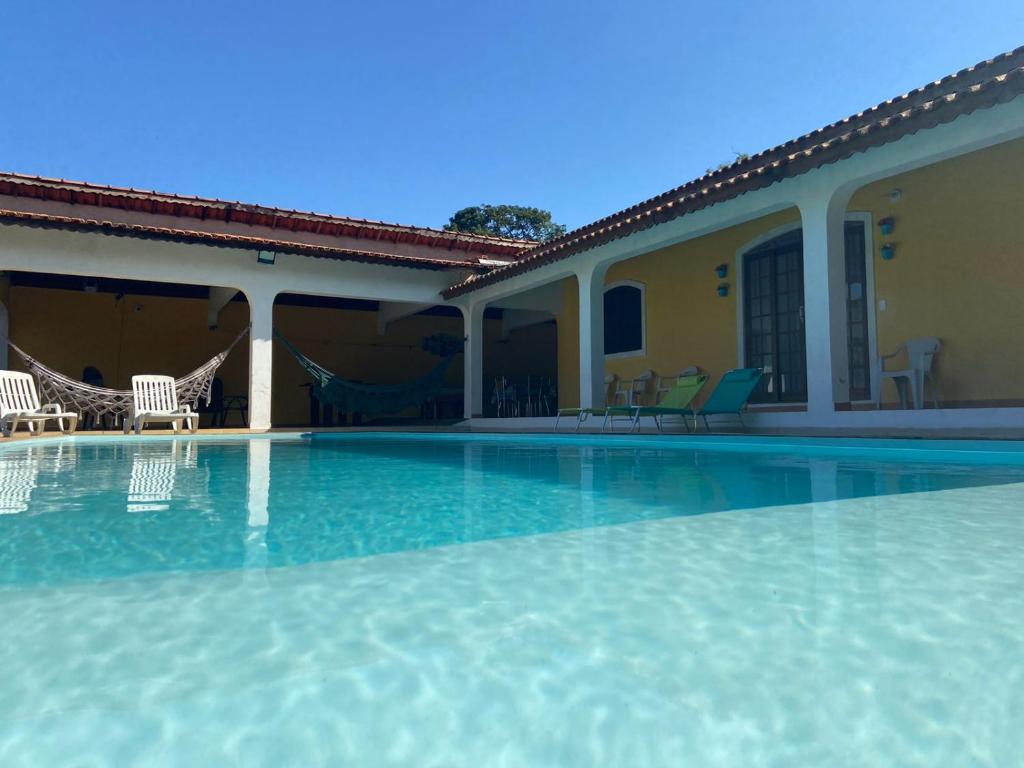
xmin=8 ymin=287 xmax=556 ymax=426
xmin=556 ymin=209 xmax=801 ymax=409
xmin=848 ymin=138 xmax=1024 ymax=406
xmin=556 ymin=137 xmax=1024 ymax=409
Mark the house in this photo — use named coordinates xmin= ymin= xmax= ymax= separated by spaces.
xmin=2 ymin=45 xmax=1023 ymax=432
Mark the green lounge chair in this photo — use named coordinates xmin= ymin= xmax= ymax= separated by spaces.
xmin=602 ymin=374 xmax=709 ymax=432
xmin=554 ymin=374 xmax=619 ymax=431
xmin=688 ymin=367 xmax=763 ymax=432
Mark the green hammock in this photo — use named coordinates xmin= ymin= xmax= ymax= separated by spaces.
xmin=274 ymin=330 xmax=462 ymax=418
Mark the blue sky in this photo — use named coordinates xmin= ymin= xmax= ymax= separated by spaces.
xmin=1 ymin=2 xmax=1021 ymax=232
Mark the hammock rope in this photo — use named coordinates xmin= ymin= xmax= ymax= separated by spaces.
xmin=7 ymin=327 xmax=249 ymax=421
xmin=274 ymin=329 xmax=461 ymax=418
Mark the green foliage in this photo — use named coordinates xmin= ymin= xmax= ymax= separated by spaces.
xmin=706 ymin=152 xmax=751 ymax=175
xmin=444 ymin=204 xmax=567 ymax=242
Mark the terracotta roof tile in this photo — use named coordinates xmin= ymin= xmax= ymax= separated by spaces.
xmin=0 ymin=208 xmax=486 ymax=272
xmin=0 ymin=173 xmax=533 ymax=258
xmin=444 ymin=45 xmax=1024 ymax=298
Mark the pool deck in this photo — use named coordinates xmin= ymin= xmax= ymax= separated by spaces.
xmin=4 ymin=423 xmax=1024 ymax=443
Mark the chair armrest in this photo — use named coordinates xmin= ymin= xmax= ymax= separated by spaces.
xmin=40 ymin=403 xmax=63 ymax=414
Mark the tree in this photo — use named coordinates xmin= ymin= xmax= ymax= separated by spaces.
xmin=444 ymin=204 xmax=566 ymax=242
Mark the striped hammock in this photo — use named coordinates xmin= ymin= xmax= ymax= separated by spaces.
xmin=7 ymin=327 xmax=249 ymax=422
xmin=274 ymin=329 xmax=460 ymax=418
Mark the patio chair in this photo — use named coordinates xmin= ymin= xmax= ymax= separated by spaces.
xmin=601 ymin=370 xmax=655 ymax=430
xmin=0 ymin=371 xmax=78 ymax=437
xmin=604 ymin=373 xmax=709 ymax=432
xmin=126 ymin=375 xmax=198 ymax=435
xmin=688 ymin=368 xmax=763 ymax=432
xmin=554 ymin=373 xmax=617 ymax=431
xmin=653 ymin=366 xmax=701 ymax=404
xmin=876 ymin=337 xmax=940 ymax=410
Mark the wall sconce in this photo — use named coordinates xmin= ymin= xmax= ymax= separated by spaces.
xmin=887 ymin=189 xmax=902 ymax=203
xmin=717 ymin=283 xmax=730 ymax=297
xmin=714 ymin=263 xmax=728 ymax=279
xmin=880 ymin=243 xmax=896 ymax=261
xmin=257 ymin=250 xmax=277 ymax=265
xmin=879 ymin=217 xmax=895 ymax=236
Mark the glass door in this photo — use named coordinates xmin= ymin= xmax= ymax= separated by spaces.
xmin=743 ymin=229 xmax=807 ymax=403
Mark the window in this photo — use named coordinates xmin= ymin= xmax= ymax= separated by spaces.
xmin=604 ymin=282 xmax=644 ymax=357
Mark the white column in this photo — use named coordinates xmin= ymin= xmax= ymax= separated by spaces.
xmin=798 ymin=188 xmax=853 ymax=419
xmin=247 ymin=290 xmax=276 ymax=431
xmin=577 ymin=263 xmax=609 ymax=410
xmin=461 ymin=302 xmax=485 ymax=419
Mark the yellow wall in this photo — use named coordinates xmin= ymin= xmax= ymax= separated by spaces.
xmin=848 ymin=137 xmax=1024 ymax=406
xmin=556 ymin=137 xmax=1024 ymax=409
xmin=556 ymin=209 xmax=800 ymax=408
xmin=7 ymin=287 xmax=557 ymax=426
xmin=8 ymin=288 xmax=252 ymax=413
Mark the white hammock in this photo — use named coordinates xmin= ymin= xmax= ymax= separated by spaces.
xmin=7 ymin=327 xmax=249 ymax=423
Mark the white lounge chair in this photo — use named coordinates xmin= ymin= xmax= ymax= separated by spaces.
xmin=126 ymin=375 xmax=198 ymax=434
xmin=0 ymin=371 xmax=78 ymax=437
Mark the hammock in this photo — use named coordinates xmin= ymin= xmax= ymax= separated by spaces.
xmin=274 ymin=329 xmax=461 ymax=418
xmin=7 ymin=327 xmax=249 ymax=422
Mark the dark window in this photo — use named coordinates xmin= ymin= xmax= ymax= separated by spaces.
xmin=604 ymin=284 xmax=644 ymax=355
xmin=844 ymin=221 xmax=872 ymax=401
xmin=743 ymin=229 xmax=807 ymax=403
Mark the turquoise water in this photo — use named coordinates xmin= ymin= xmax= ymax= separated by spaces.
xmin=1 ymin=433 xmax=1023 ymax=765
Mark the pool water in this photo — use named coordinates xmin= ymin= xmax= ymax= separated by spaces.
xmin=1 ymin=433 xmax=1023 ymax=766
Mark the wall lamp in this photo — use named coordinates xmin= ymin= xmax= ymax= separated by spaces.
xmin=257 ymin=250 xmax=277 ymax=266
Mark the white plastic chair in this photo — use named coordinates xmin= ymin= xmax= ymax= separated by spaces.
xmin=876 ymin=337 xmax=941 ymax=410
xmin=603 ymin=370 xmax=654 ymax=430
xmin=126 ymin=375 xmax=198 ymax=434
xmin=0 ymin=371 xmax=78 ymax=437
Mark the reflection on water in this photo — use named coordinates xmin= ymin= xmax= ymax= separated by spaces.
xmin=127 ymin=441 xmax=196 ymax=513
xmin=1 ymin=435 xmax=1023 ymax=586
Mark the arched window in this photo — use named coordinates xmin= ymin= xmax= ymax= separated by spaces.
xmin=604 ymin=281 xmax=645 ymax=357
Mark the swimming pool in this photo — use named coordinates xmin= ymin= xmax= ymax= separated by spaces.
xmin=1 ymin=433 xmax=1022 ymax=766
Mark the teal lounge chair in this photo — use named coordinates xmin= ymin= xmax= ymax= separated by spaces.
xmin=602 ymin=374 xmax=709 ymax=432
xmin=688 ymin=367 xmax=763 ymax=432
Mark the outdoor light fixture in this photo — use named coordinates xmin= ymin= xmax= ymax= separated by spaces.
xmin=257 ymin=250 xmax=277 ymax=265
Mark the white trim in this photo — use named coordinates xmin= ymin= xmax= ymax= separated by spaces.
xmin=603 ymin=280 xmax=646 ymax=360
